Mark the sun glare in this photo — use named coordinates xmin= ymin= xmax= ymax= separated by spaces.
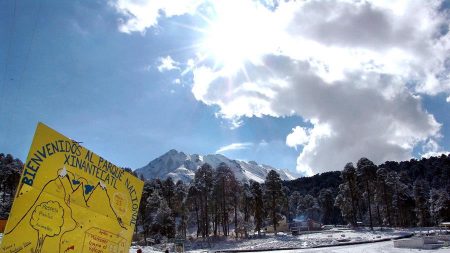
xmin=202 ymin=1 xmax=278 ymax=73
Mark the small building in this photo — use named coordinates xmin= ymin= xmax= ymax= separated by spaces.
xmin=439 ymin=222 xmax=450 ymax=229
xmin=289 ymin=218 xmax=322 ymax=234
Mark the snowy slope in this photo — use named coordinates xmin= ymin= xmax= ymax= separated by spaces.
xmin=135 ymin=149 xmax=297 ymax=183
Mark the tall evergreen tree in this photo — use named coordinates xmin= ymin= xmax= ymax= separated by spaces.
xmin=162 ymin=177 xmax=175 ymax=210
xmin=212 ymin=163 xmax=237 ymax=236
xmin=264 ymin=170 xmax=284 ymax=233
xmin=153 ymin=199 xmax=176 ymax=238
xmin=335 ymin=183 xmax=355 ymax=225
xmin=143 ymin=187 xmax=163 ymax=241
xmin=289 ymin=191 xmax=302 ymax=220
xmin=335 ymin=163 xmax=358 ymax=226
xmin=357 ymin=158 xmax=377 ymax=230
xmin=250 ymin=180 xmax=264 ymax=235
xmin=318 ymin=188 xmax=334 ymax=225
xmin=138 ymin=181 xmax=153 ymax=242
xmin=429 ymin=189 xmax=450 ymax=225
xmin=175 ymin=180 xmax=188 ymax=237
xmin=375 ymin=167 xmax=393 ymax=226
xmin=302 ymin=194 xmax=320 ymax=221
xmin=413 ymin=179 xmax=430 ymax=226
xmin=194 ymin=163 xmax=214 ymax=237
xmin=241 ymin=182 xmax=253 ymax=238
xmin=187 ymin=185 xmax=201 ymax=237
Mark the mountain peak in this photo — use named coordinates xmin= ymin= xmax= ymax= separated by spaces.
xmin=248 ymin=161 xmax=258 ymax=166
xmin=165 ymin=149 xmax=180 ymax=155
xmin=135 ymin=150 xmax=297 ymax=183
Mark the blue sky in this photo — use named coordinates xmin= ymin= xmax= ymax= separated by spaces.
xmin=1 ymin=0 xmax=449 ymax=175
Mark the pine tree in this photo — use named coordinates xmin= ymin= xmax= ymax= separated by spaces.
xmin=318 ymin=188 xmax=334 ymax=225
xmin=241 ymin=182 xmax=253 ymax=238
xmin=281 ymin=186 xmax=291 ymax=222
xmin=357 ymin=158 xmax=377 ymax=230
xmin=429 ymin=189 xmax=450 ymax=224
xmin=187 ymin=185 xmax=201 ymax=238
xmin=289 ymin=191 xmax=302 ymax=220
xmin=162 ymin=177 xmax=175 ymax=210
xmin=302 ymin=194 xmax=320 ymax=221
xmin=375 ymin=167 xmax=393 ymax=226
xmin=413 ymin=179 xmax=430 ymax=226
xmin=153 ymin=199 xmax=175 ymax=238
xmin=335 ymin=184 xmax=354 ymax=224
xmin=142 ymin=187 xmax=163 ymax=241
xmin=194 ymin=163 xmax=214 ymax=237
xmin=385 ymin=171 xmax=401 ymax=226
xmin=250 ymin=180 xmax=264 ymax=235
xmin=429 ymin=187 xmax=450 ymax=226
xmin=212 ymin=163 xmax=237 ymax=236
xmin=232 ymin=180 xmax=241 ymax=238
xmin=335 ymin=163 xmax=358 ymax=226
xmin=138 ymin=181 xmax=153 ymax=242
xmin=175 ymin=180 xmax=188 ymax=238
xmin=264 ymin=170 xmax=284 ymax=234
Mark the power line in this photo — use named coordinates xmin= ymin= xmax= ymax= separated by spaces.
xmin=17 ymin=0 xmax=42 ymax=86
xmin=1 ymin=0 xmax=17 ymax=109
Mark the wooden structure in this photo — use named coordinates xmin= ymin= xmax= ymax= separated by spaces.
xmin=0 ymin=219 xmax=8 ymax=233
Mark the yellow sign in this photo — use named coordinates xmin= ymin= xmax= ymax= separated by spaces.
xmin=1 ymin=123 xmax=143 ymax=253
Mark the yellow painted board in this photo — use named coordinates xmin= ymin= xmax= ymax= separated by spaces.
xmin=1 ymin=123 xmax=143 ymax=253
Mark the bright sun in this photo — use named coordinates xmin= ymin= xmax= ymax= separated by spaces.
xmin=202 ymin=1 xmax=278 ymax=73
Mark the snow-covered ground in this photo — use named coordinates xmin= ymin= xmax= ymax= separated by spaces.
xmin=130 ymin=245 xmax=161 ymax=253
xmin=131 ymin=238 xmax=450 ymax=253
xmin=129 ymin=228 xmax=419 ymax=252
xmin=238 ymin=240 xmax=450 ymax=253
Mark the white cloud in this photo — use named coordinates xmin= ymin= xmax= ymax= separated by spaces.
xmin=287 ymin=123 xmax=333 ymax=175
xmin=421 ymin=151 xmax=450 ymax=158
xmin=194 ymin=54 xmax=442 ymax=174
xmin=420 ymin=138 xmax=449 ymax=158
xmin=447 ymin=96 xmax=450 ymax=103
xmin=111 ymin=0 xmax=204 ymax=33
xmin=286 ymin=126 xmax=310 ymax=149
xmin=157 ymin=56 xmax=180 ymax=72
xmin=216 ymin=142 xmax=253 ymax=154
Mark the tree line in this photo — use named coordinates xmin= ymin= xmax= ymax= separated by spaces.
xmin=334 ymin=156 xmax=450 ymax=229
xmin=1 ymin=152 xmax=450 ymax=241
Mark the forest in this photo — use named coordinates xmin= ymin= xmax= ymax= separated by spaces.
xmin=1 ymin=153 xmax=450 ymax=242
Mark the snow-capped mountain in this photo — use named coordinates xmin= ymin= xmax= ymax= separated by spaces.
xmin=135 ymin=149 xmax=297 ymax=183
